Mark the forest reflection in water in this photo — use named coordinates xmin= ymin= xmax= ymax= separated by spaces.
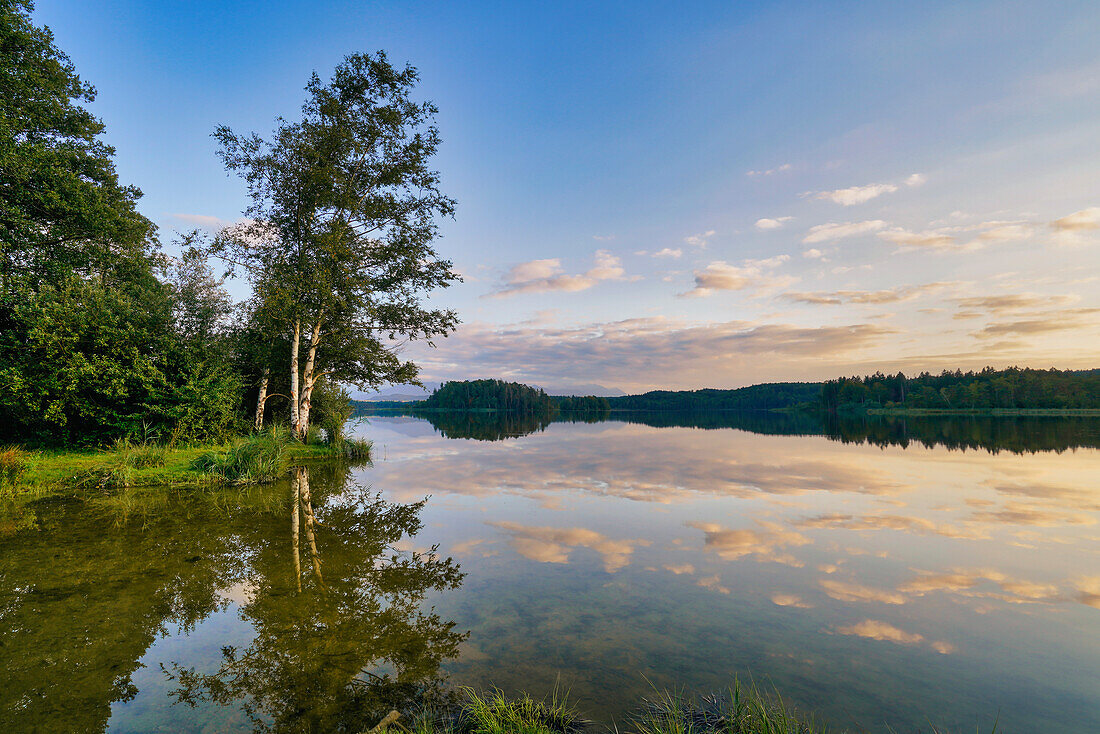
xmin=362 ymin=405 xmax=1100 ymax=453
xmin=0 ymin=465 xmax=465 ymax=733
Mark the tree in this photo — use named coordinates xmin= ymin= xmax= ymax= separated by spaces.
xmin=0 ymin=0 xmax=153 ymax=288
xmin=212 ymin=52 xmax=459 ymax=440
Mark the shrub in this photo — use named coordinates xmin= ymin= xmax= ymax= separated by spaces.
xmin=0 ymin=446 xmax=31 ymax=497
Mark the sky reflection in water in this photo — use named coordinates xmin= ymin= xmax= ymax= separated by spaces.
xmin=1 ymin=415 xmax=1098 ymax=732
xmin=363 ymin=415 xmax=1100 ymax=731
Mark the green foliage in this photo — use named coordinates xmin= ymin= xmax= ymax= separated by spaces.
xmin=0 ymin=0 xmax=153 ymax=284
xmin=424 ymin=380 xmax=554 ymax=413
xmin=331 ymin=436 xmax=373 ymax=461
xmin=607 ymin=384 xmax=821 ymax=412
xmin=311 ymin=378 xmax=354 ymax=443
xmin=820 ymin=367 xmax=1100 ymax=412
xmin=190 ymin=428 xmax=290 ymax=484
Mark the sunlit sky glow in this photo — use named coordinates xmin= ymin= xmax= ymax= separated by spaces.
xmin=42 ymin=0 xmax=1100 ymax=391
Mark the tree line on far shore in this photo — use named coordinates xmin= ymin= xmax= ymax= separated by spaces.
xmin=819 ymin=366 xmax=1100 ymax=412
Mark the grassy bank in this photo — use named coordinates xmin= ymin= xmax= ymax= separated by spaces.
xmin=374 ymin=683 xmax=996 ymax=734
xmin=0 ymin=428 xmax=371 ymax=500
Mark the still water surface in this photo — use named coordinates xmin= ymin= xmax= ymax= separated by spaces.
xmin=2 ymin=413 xmax=1099 ymax=732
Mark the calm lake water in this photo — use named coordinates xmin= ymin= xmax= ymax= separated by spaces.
xmin=3 ymin=412 xmax=1099 ymax=732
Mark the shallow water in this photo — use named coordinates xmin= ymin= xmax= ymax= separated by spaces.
xmin=2 ymin=413 xmax=1099 ymax=732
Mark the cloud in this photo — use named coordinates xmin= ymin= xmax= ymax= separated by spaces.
xmin=682 ymin=256 xmax=794 ymax=297
xmin=755 ymin=217 xmax=793 ymax=230
xmin=783 ymin=283 xmax=950 ymax=306
xmin=899 ymin=568 xmax=1066 ymax=605
xmin=487 ymin=250 xmax=625 ymax=298
xmin=746 ymin=163 xmax=791 ymax=177
xmin=803 ymin=220 xmax=887 ymax=244
xmin=905 ymin=173 xmax=926 ymax=187
xmin=975 ymin=308 xmax=1100 ymax=338
xmin=696 ymin=575 xmax=731 ymax=594
xmin=664 ymin=563 xmax=695 ymax=575
xmin=652 ymin=248 xmax=683 ymax=259
xmin=1050 ymin=207 xmax=1100 ymax=232
xmin=592 ymin=234 xmax=617 ymax=241
xmin=683 ymin=230 xmax=716 ymax=248
xmin=1075 ymin=577 xmax=1100 ymax=609
xmin=877 ymin=228 xmax=956 ymax=250
xmin=834 ymin=619 xmax=923 ymax=645
xmin=687 ymin=519 xmax=811 ymax=565
xmin=931 ymin=641 xmax=957 ymax=654
xmin=820 ymin=579 xmax=907 ymax=605
xmin=771 ymin=593 xmax=813 ymax=608
xmin=408 ymin=316 xmax=895 ymax=392
xmin=802 ymin=248 xmax=826 ymax=259
xmin=954 ymin=294 xmax=1075 ymax=313
xmin=488 ymin=521 xmax=650 ymax=572
xmin=815 ymin=183 xmax=898 ymax=206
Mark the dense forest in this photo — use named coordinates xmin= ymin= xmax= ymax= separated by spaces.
xmin=0 ymin=3 xmax=456 ymax=446
xmin=819 ymin=367 xmax=1100 ymax=412
xmin=605 ymin=383 xmax=821 ymax=411
xmin=420 ymin=380 xmax=611 ymax=413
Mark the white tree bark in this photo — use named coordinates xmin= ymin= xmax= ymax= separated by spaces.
xmin=291 ymin=470 xmax=302 ymax=592
xmin=297 ymin=466 xmax=325 ymax=587
xmin=254 ymin=367 xmax=270 ymax=431
xmin=289 ymin=319 xmax=301 ymax=438
xmin=296 ymin=317 xmax=323 ymax=439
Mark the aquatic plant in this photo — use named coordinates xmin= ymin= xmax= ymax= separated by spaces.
xmin=414 ymin=688 xmax=588 ymax=734
xmin=190 ymin=427 xmax=290 ymax=484
xmin=630 ymin=681 xmax=820 ymax=734
xmin=0 ymin=446 xmax=32 ymax=497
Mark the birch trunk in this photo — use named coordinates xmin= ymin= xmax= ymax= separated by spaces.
xmin=291 ymin=470 xmax=302 ymax=592
xmin=289 ymin=319 xmax=301 ymax=438
xmin=297 ymin=466 xmax=325 ymax=587
xmin=254 ymin=367 xmax=270 ymax=431
xmin=296 ymin=318 xmax=323 ymax=438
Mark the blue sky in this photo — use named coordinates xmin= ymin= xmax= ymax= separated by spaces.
xmin=38 ymin=0 xmax=1100 ymax=390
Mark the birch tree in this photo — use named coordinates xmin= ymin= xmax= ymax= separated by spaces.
xmin=212 ymin=52 xmax=459 ymax=439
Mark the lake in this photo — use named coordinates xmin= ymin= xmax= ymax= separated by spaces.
xmin=2 ymin=412 xmax=1099 ymax=732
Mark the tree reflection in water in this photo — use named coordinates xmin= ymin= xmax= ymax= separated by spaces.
xmin=164 ymin=465 xmax=467 ymax=732
xmin=0 ymin=465 xmax=466 ymax=733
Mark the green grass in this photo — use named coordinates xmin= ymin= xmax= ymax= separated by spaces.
xmin=3 ymin=427 xmax=373 ymax=500
xmin=381 ymin=685 xmax=999 ymax=734
xmin=190 ymin=427 xmax=291 ymax=484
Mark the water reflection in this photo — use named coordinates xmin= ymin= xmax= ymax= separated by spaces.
xmin=364 ymin=406 xmax=1100 ymax=453
xmin=0 ymin=466 xmax=465 ymax=733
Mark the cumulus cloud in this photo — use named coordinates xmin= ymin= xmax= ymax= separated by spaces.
xmin=652 ymin=248 xmax=683 ymax=258
xmin=684 ymin=230 xmax=717 ymax=248
xmin=696 ymin=574 xmax=731 ymax=594
xmin=905 ymin=173 xmax=926 ymax=187
xmin=755 ymin=217 xmax=793 ymax=230
xmin=815 ymin=183 xmax=898 ymax=206
xmin=802 ymin=248 xmax=826 ymax=259
xmin=899 ymin=568 xmax=1066 ymax=605
xmin=682 ymin=256 xmax=794 ymax=297
xmin=487 ymin=250 xmax=625 ymax=298
xmin=1050 ymin=207 xmax=1100 ymax=232
xmin=803 ymin=220 xmax=887 ymax=244
xmin=877 ymin=228 xmax=956 ymax=250
xmin=747 ymin=163 xmax=792 ymax=177
xmin=834 ymin=619 xmax=924 ymax=645
xmin=488 ymin=521 xmax=650 ymax=573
